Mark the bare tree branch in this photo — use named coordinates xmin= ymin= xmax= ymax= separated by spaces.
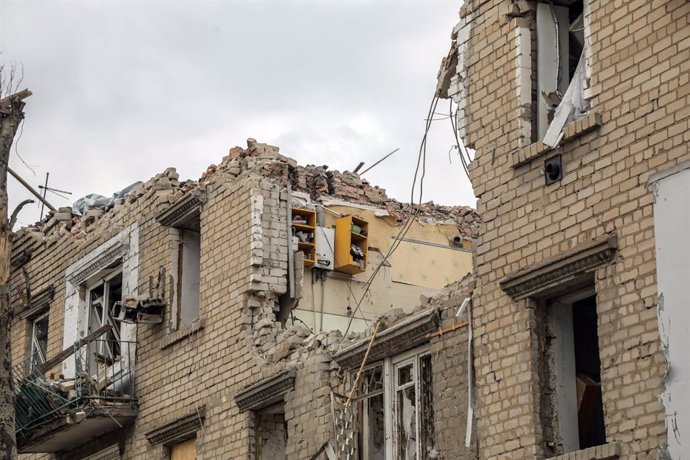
xmin=9 ymin=199 xmax=34 ymax=230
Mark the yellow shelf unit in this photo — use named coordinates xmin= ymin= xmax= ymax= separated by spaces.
xmin=291 ymin=207 xmax=317 ymax=267
xmin=334 ymin=215 xmax=368 ymax=275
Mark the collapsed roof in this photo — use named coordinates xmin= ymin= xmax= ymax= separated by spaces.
xmin=16 ymin=138 xmax=481 ymax=243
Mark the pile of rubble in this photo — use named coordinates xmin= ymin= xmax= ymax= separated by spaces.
xmin=17 ymin=138 xmax=481 ymax=242
xmin=216 ymin=138 xmax=482 ymax=239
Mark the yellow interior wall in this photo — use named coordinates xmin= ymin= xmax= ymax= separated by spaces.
xmin=293 ymin=204 xmax=473 ymax=333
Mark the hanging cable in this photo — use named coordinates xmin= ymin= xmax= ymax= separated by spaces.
xmin=340 ymin=94 xmax=441 ymax=340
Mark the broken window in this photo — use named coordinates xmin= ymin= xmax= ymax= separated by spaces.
xmin=354 ymin=349 xmax=435 ymax=459
xmin=255 ymin=405 xmax=287 ymax=460
xmin=536 ymin=0 xmax=589 ymax=144
xmin=177 ymin=228 xmax=201 ymax=328
xmin=356 ymin=365 xmax=386 ymax=460
xmin=540 ymin=292 xmax=606 ymax=455
xmin=29 ymin=311 xmax=49 ymax=369
xmin=87 ymin=270 xmax=123 ymax=367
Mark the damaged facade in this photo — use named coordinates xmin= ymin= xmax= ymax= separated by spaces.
xmin=438 ymin=0 xmax=689 ymax=458
xmin=9 ymin=139 xmax=481 ymax=459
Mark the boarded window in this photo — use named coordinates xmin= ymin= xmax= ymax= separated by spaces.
xmin=170 ymin=438 xmax=196 ymax=460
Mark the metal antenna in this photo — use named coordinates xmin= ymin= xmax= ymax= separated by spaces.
xmin=360 ymin=148 xmax=400 ymax=175
xmin=37 ymin=173 xmax=72 ymax=219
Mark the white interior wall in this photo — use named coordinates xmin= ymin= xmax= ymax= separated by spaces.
xmin=652 ymin=164 xmax=690 ymax=458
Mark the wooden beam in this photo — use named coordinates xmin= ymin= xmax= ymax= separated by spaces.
xmin=7 ymin=167 xmax=56 ymax=212
xmin=0 ymin=89 xmax=32 ymax=114
xmin=425 ymin=319 xmax=468 ymax=339
xmin=33 ymin=324 xmax=112 ymax=376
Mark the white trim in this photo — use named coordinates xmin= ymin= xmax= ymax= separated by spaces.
xmin=62 ymin=224 xmax=139 ymax=378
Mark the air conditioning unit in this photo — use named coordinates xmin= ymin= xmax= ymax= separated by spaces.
xmin=315 ymin=227 xmax=335 ymax=270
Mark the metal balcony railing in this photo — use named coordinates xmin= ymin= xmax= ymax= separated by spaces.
xmin=13 ymin=339 xmax=136 ymax=444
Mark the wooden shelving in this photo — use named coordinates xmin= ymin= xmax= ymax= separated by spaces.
xmin=291 ymin=207 xmax=317 ymax=267
xmin=334 ymin=215 xmax=368 ymax=275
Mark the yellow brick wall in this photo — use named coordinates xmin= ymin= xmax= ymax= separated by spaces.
xmin=463 ymin=0 xmax=689 ymax=458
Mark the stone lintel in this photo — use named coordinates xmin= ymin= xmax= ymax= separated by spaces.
xmin=67 ymin=239 xmax=128 ymax=286
xmin=156 ymin=190 xmax=206 ymax=229
xmin=332 ymin=307 xmax=441 ymax=370
xmin=145 ymin=406 xmax=206 ymax=445
xmin=500 ymin=234 xmax=617 ymax=300
xmin=235 ymin=369 xmax=297 ymax=412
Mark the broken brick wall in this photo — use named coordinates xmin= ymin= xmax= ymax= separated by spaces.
xmin=451 ymin=0 xmax=689 ymax=458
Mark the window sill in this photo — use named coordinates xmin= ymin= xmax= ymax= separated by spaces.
xmin=548 ymin=442 xmax=620 ymax=460
xmin=512 ymin=111 xmax=602 ymax=168
xmin=161 ymin=317 xmax=206 ymax=349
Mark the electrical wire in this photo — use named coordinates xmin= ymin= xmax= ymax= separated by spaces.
xmin=340 ymin=94 xmax=441 ymax=341
xmin=449 ymin=99 xmax=472 ymax=179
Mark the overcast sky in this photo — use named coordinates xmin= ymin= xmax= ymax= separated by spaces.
xmin=0 ymin=0 xmax=474 ymax=227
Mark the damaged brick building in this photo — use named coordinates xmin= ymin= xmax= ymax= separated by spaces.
xmin=436 ymin=0 xmax=689 ymax=458
xmin=9 ymin=139 xmax=481 ymax=459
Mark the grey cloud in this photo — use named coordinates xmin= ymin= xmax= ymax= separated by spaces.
xmin=1 ymin=0 xmax=475 ymax=227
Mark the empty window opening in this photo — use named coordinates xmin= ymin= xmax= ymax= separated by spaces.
xmin=540 ymin=292 xmax=605 ymax=455
xmin=255 ymin=405 xmax=287 ymax=460
xmin=536 ymin=0 xmax=587 ymax=139
xmin=88 ymin=270 xmax=122 ymax=368
xmin=178 ymin=229 xmax=201 ymax=328
xmin=572 ymin=296 xmax=605 ymax=449
xmin=29 ymin=311 xmax=49 ymax=369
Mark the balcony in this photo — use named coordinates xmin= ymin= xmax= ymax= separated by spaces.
xmin=13 ymin=338 xmax=137 ymax=453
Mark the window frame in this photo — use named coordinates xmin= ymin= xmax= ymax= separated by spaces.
xmin=355 ymin=346 xmax=434 ymax=460
xmin=533 ymin=0 xmax=591 ymax=143
xmin=29 ymin=310 xmax=50 ymax=369
xmin=86 ymin=268 xmax=123 ymax=362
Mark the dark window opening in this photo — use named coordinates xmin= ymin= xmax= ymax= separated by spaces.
xmin=539 ymin=291 xmax=606 ymax=455
xmin=572 ymin=295 xmax=606 ymax=449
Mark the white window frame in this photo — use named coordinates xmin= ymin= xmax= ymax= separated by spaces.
xmin=389 ymin=347 xmax=432 ymax=459
xmin=86 ymin=268 xmax=123 ymax=362
xmin=63 ymin=224 xmax=139 ymax=379
xmin=29 ymin=311 xmax=49 ymax=369
xmin=356 ymin=346 xmax=433 ymax=460
xmin=536 ymin=0 xmax=591 ymax=142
